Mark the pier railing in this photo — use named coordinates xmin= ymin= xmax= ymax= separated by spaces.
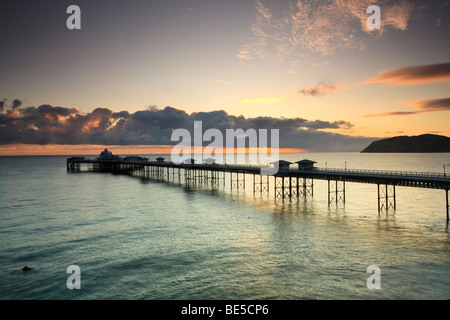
xmin=222 ymin=164 xmax=447 ymax=179
xmin=309 ymin=167 xmax=446 ymax=179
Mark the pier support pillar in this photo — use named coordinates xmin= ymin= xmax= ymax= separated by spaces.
xmin=274 ymin=176 xmax=294 ymax=199
xmin=274 ymin=176 xmax=287 ymax=199
xmin=253 ymin=174 xmax=269 ymax=194
xmin=300 ymin=177 xmax=314 ymax=197
xmin=377 ymin=184 xmax=396 ymax=212
xmin=230 ymin=171 xmax=245 ymax=190
xmin=185 ymin=168 xmax=194 ymax=185
xmin=446 ymin=189 xmax=449 ymax=222
xmin=328 ymin=180 xmax=345 ymax=205
xmin=214 ymin=171 xmax=225 ymax=188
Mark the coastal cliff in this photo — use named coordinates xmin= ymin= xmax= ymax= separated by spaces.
xmin=361 ymin=134 xmax=450 ymax=153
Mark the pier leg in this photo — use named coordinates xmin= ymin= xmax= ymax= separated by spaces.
xmin=377 ymin=184 xmax=380 ymax=212
xmin=343 ymin=180 xmax=345 ymax=203
xmin=304 ymin=177 xmax=308 ymax=198
xmin=393 ymin=185 xmax=396 ymax=210
xmin=377 ymin=184 xmax=396 ymax=212
xmin=328 ymin=180 xmax=345 ymax=205
xmin=274 ymin=176 xmax=289 ymax=199
xmin=231 ymin=172 xmax=245 ymax=190
xmin=274 ymin=176 xmax=278 ymax=199
xmin=336 ymin=182 xmax=339 ymax=204
xmin=446 ymin=189 xmax=449 ymax=222
xmin=298 ymin=178 xmax=313 ymax=197
xmin=289 ymin=176 xmax=292 ymax=199
xmin=385 ymin=184 xmax=389 ymax=211
xmin=328 ymin=180 xmax=331 ymax=205
xmin=253 ymin=174 xmax=268 ymax=194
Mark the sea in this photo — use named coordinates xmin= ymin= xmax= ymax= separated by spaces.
xmin=0 ymin=152 xmax=449 ymax=300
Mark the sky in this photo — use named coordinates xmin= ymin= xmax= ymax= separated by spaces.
xmin=0 ymin=0 xmax=449 ymax=155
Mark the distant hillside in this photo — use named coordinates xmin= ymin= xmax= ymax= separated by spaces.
xmin=361 ymin=134 xmax=450 ymax=153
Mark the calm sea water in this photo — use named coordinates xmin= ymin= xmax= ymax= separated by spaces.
xmin=0 ymin=152 xmax=449 ymax=300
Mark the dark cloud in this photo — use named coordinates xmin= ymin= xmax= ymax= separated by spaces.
xmin=0 ymin=99 xmax=6 ymax=113
xmin=112 ymin=111 xmax=130 ymax=119
xmin=363 ymin=98 xmax=450 ymax=117
xmin=0 ymin=101 xmax=374 ymax=151
xmin=12 ymin=99 xmax=22 ymax=109
xmin=367 ymin=63 xmax=450 ymax=85
xmin=413 ymin=98 xmax=450 ymax=111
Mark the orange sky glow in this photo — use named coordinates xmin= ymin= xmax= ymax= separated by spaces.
xmin=1 ymin=1 xmax=449 ymax=155
xmin=0 ymin=144 xmax=306 ymax=156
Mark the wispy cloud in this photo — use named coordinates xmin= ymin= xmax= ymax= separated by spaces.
xmin=363 ymin=111 xmax=419 ymax=117
xmin=366 ymin=63 xmax=450 ymax=85
xmin=297 ymin=81 xmax=341 ymax=97
xmin=236 ymin=0 xmax=273 ymax=64
xmin=216 ymin=80 xmax=231 ymax=85
xmin=238 ymin=0 xmax=417 ymax=65
xmin=342 ymin=0 xmax=416 ymax=33
xmin=241 ymin=80 xmax=343 ymax=104
xmin=363 ymin=98 xmax=450 ymax=117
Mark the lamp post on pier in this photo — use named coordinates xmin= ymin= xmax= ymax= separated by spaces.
xmin=444 ymin=164 xmax=450 ymax=178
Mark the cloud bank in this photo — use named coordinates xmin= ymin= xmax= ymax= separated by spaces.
xmin=0 ymin=101 xmax=373 ymax=152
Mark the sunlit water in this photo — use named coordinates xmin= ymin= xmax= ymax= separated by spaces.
xmin=0 ymin=153 xmax=449 ymax=300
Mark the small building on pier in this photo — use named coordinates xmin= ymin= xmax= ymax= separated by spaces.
xmin=156 ymin=157 xmax=165 ymax=163
xmin=96 ymin=148 xmax=120 ymax=161
xmin=272 ymin=160 xmax=293 ymax=172
xmin=296 ymin=159 xmax=317 ymax=171
xmin=183 ymin=158 xmax=196 ymax=165
xmin=204 ymin=158 xmax=216 ymax=165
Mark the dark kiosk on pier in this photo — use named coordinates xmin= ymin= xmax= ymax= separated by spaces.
xmin=296 ymin=159 xmax=317 ymax=171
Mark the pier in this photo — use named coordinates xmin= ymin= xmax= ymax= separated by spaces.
xmin=67 ymin=150 xmax=450 ymax=222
